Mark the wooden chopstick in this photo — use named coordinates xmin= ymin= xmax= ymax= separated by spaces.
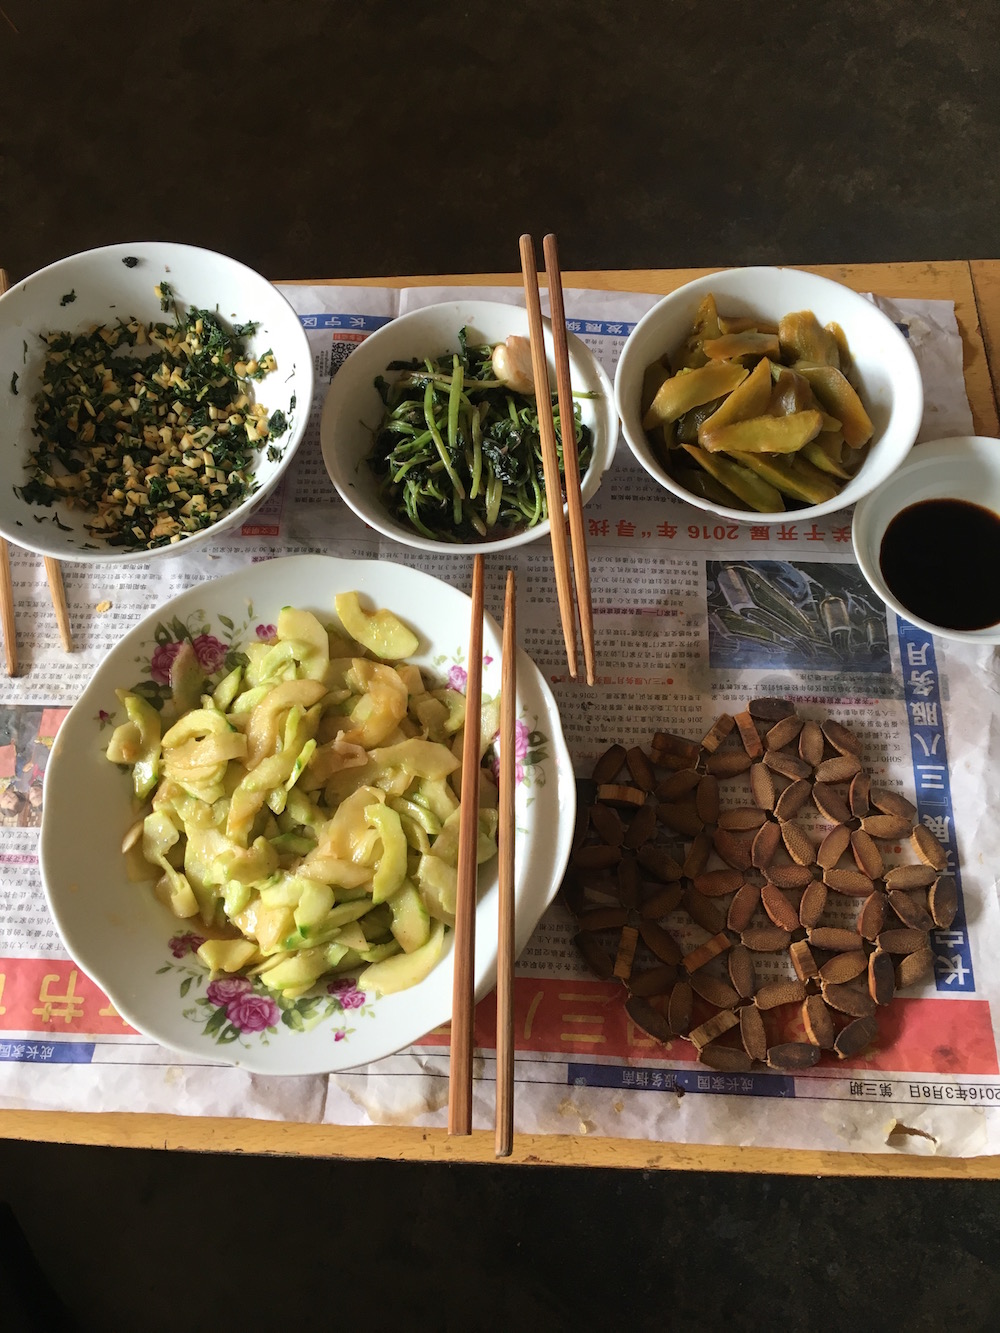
xmin=495 ymin=568 xmax=516 ymax=1158
xmin=448 ymin=552 xmax=485 ymax=1135
xmin=0 ymin=267 xmax=73 ymax=667
xmin=519 ymin=235 xmax=579 ymax=680
xmin=543 ymin=234 xmax=596 ymax=686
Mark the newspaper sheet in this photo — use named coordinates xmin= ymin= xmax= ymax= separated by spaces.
xmin=1 ymin=280 xmax=998 ymax=1158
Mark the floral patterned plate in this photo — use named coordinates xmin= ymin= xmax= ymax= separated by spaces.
xmin=39 ymin=555 xmax=575 ymax=1075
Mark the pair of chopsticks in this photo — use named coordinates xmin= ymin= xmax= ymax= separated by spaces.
xmin=519 ymin=234 xmax=595 ymax=686
xmin=448 ymin=557 xmax=518 ymax=1158
xmin=0 ymin=268 xmax=73 ymax=673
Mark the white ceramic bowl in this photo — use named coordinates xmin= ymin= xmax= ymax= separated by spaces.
xmin=853 ymin=435 xmax=1000 ymax=643
xmin=614 ymin=266 xmax=923 ymax=522
xmin=39 ymin=554 xmax=575 ymax=1075
xmin=0 ymin=242 xmax=313 ymax=562
xmin=320 ymin=299 xmax=618 ymax=552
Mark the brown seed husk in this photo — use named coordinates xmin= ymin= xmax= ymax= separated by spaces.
xmin=573 ymin=844 xmax=622 ymax=872
xmin=752 ymin=820 xmax=782 ymax=870
xmin=635 ymin=845 xmax=683 ymax=882
xmin=589 ymin=803 xmax=625 ymax=847
xmin=767 ymin=863 xmax=815 ymax=890
xmin=734 ymin=709 xmax=764 ymax=759
xmin=868 ymin=950 xmax=895 ymax=1005
xmin=656 ymin=768 xmax=701 ymax=801
xmin=689 ymin=1007 xmax=740 ymax=1049
xmin=727 ymin=882 xmax=762 ymax=932
xmin=888 ymin=889 xmax=934 ymax=932
xmin=870 ymin=786 xmax=918 ymax=822
xmin=799 ymin=880 xmax=828 ymax=928
xmin=798 ymin=719 xmax=825 ymax=768
xmin=850 ymin=828 xmax=884 ymax=879
xmin=683 ymin=886 xmax=726 ymax=935
xmin=834 ymin=1016 xmax=878 ymax=1059
xmin=761 ymin=882 xmax=800 ymax=932
xmin=911 ymin=824 xmax=948 ymax=870
xmin=578 ymin=906 xmax=629 ymax=932
xmin=767 ymin=1042 xmax=821 ymax=1070
xmin=689 ymin=972 xmax=741 ymax=1010
xmin=592 ymin=744 xmax=626 ymax=784
xmin=623 ymin=801 xmax=657 ymax=850
xmin=808 ymin=926 xmax=865 ymax=952
xmin=681 ymin=931 xmax=733 ymax=974
xmin=857 ymin=891 xmax=888 ymax=941
xmin=640 ymin=883 xmax=684 ymax=919
xmin=883 ymin=863 xmax=936 ymax=890
xmin=790 ymin=939 xmax=819 ymax=981
xmin=656 ymin=801 xmax=705 ymax=837
xmin=650 ymin=731 xmax=700 ymax=765
xmin=849 ymin=771 xmax=871 ymax=818
xmin=613 ymin=925 xmax=639 ymax=980
xmin=682 ymin=830 xmax=713 ymax=878
xmin=712 ymin=827 xmax=755 ymax=871
xmin=700 ymin=1041 xmax=754 ymax=1073
xmin=625 ymin=746 xmax=656 ymax=792
xmin=773 ymin=779 xmax=812 ymax=822
xmin=895 ymin=946 xmax=935 ymax=989
xmin=822 ymin=979 xmax=877 ymax=1018
xmin=597 ymin=783 xmax=647 ymax=809
xmin=639 ymin=920 xmax=682 ymax=965
xmin=628 ymin=963 xmax=679 ymax=997
xmin=824 ymin=867 xmax=876 ymax=897
xmin=802 ymin=995 xmax=836 ymax=1048
xmin=821 ymin=718 xmax=863 ymax=757
xmin=748 ymin=697 xmax=797 ymax=721
xmin=728 ymin=943 xmax=757 ymax=998
xmin=616 ymin=854 xmax=640 ymax=908
xmin=877 ymin=927 xmax=930 ymax=955
xmin=781 ymin=820 xmax=816 ymax=866
xmin=755 ymin=978 xmax=807 ymax=1010
xmin=625 ymin=994 xmax=673 ymax=1042
xmin=861 ymin=813 xmax=913 ymax=840
xmin=742 ymin=925 xmax=793 ymax=953
xmin=574 ymin=932 xmax=615 ymax=979
xmin=667 ymin=980 xmax=694 ymax=1035
xmin=740 ymin=1004 xmax=768 ymax=1062
xmin=705 ymin=749 xmax=754 ymax=778
xmin=749 ymin=762 xmax=777 ymax=811
xmin=718 ymin=805 xmax=768 ymax=831
xmin=929 ymin=875 xmax=958 ymax=929
xmin=700 ymin=713 xmax=735 ymax=753
xmin=812 ymin=782 xmax=851 ymax=824
xmin=692 ymin=868 xmax=745 ymax=898
xmin=818 ymin=950 xmax=868 ymax=984
xmin=816 ymin=823 xmax=851 ymax=870
xmin=763 ymin=749 xmax=812 ymax=781
xmin=814 ymin=754 xmax=862 ymax=784
xmin=766 ymin=715 xmax=804 ymax=750
xmin=695 ymin=774 xmax=721 ymax=824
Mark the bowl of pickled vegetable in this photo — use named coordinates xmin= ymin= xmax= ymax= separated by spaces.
xmin=614 ymin=267 xmax=922 ymax=522
xmin=320 ymin=299 xmax=618 ymax=551
xmin=39 ymin=554 xmax=575 ymax=1076
xmin=0 ymin=241 xmax=313 ymax=562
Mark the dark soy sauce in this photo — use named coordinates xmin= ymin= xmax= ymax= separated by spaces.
xmin=879 ymin=497 xmax=1000 ymax=630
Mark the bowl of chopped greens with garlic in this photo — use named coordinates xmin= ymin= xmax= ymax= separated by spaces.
xmin=320 ymin=299 xmax=618 ymax=553
xmin=0 ymin=242 xmax=313 ymax=562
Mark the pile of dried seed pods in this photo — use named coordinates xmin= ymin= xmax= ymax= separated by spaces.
xmin=563 ymin=699 xmax=956 ymax=1073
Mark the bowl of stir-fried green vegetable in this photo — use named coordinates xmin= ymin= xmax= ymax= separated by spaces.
xmin=0 ymin=242 xmax=313 ymax=562
xmin=320 ymin=299 xmax=617 ymax=551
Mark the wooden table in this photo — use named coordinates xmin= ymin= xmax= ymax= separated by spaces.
xmin=3 ymin=261 xmax=999 ymax=1177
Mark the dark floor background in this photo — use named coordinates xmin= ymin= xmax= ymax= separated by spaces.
xmin=3 ymin=2 xmax=1000 ymax=1330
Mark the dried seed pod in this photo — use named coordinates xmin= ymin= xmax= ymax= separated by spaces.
xmin=700 ymin=1041 xmax=753 ymax=1073
xmin=625 ymin=994 xmax=673 ymax=1042
xmin=712 ymin=827 xmax=754 ymax=871
xmin=623 ymin=801 xmax=657 ymax=850
xmin=749 ymin=762 xmax=777 ymax=811
xmin=824 ymin=867 xmax=876 ymax=897
xmin=761 ymin=882 xmax=800 ymax=933
xmin=572 ymin=844 xmax=622 ymax=872
xmin=814 ymin=754 xmax=862 ymax=784
xmin=572 ymin=801 xmax=592 ymax=852
xmin=812 ymin=782 xmax=851 ymax=824
xmin=767 ymin=863 xmax=814 ymax=890
xmin=821 ymin=718 xmax=862 ymax=757
xmin=692 ymin=868 xmax=744 ymax=898
xmin=781 ymin=820 xmax=816 ymax=866
xmin=877 ymin=928 xmax=930 ymax=955
xmin=798 ymin=719 xmax=825 ymax=768
xmin=752 ymin=820 xmax=782 ymax=870
xmin=868 ymin=950 xmax=895 ymax=1005
xmin=640 ymin=883 xmax=683 ymax=919
xmin=728 ymin=943 xmax=756 ymax=998
xmin=613 ymin=926 xmax=639 ymax=980
xmin=656 ymin=801 xmax=704 ymax=837
xmin=822 ymin=979 xmax=877 ymax=1018
xmin=755 ymin=978 xmax=807 ymax=1010
xmin=834 ymin=1015 xmax=878 ymax=1059
xmin=741 ymin=925 xmax=793 ymax=953
xmin=718 ymin=805 xmax=768 ymax=831
xmin=802 ymin=994 xmax=835 ymax=1048
xmin=790 ymin=939 xmax=819 ymax=982
xmin=911 ymin=824 xmax=948 ymax=870
xmin=689 ymin=972 xmax=741 ymax=1010
xmin=818 ymin=950 xmax=868 ymax=984
xmin=808 ymin=926 xmax=865 ymax=952
xmin=887 ymin=889 xmax=934 ymax=932
xmin=681 ymin=932 xmax=733 ymax=974
xmin=849 ymin=771 xmax=871 ymax=818
xmin=857 ymin=891 xmax=888 ymax=941
xmin=667 ymin=979 xmax=694 ymax=1035
xmin=635 ymin=845 xmax=683 ymax=882
xmin=655 ymin=768 xmax=701 ymax=801
xmin=628 ymin=963 xmax=679 ymax=997
xmin=850 ymin=828 xmax=884 ymax=879
xmin=589 ymin=803 xmax=625 ymax=847
xmin=734 ymin=709 xmax=764 ymax=759
xmin=766 ymin=715 xmax=804 ymax=750
xmin=597 ymin=783 xmax=647 ymax=809
xmin=895 ymin=946 xmax=934 ymax=989
xmin=773 ymin=779 xmax=812 ymax=822
xmin=883 ymin=863 xmax=936 ymax=890
xmin=763 ymin=749 xmax=812 ymax=781
xmin=705 ymin=749 xmax=754 ymax=778
xmin=689 ymin=1008 xmax=740 ymax=1050
xmin=748 ymin=697 xmax=797 ymax=721
xmin=767 ymin=1042 xmax=821 ymax=1070
xmin=650 ymin=731 xmax=700 ymax=766
xmin=625 ymin=746 xmax=656 ymax=792
xmin=639 ymin=920 xmax=682 ymax=965
xmin=861 ymin=813 xmax=912 ymax=841
xmin=700 ymin=713 xmax=735 ymax=753
xmin=578 ymin=906 xmax=629 ymax=932
xmin=727 ymin=882 xmax=761 ymax=932
xmin=799 ymin=881 xmax=828 ymax=929
xmin=682 ymin=830 xmax=713 ymax=878
xmin=695 ymin=774 xmax=721 ymax=824
xmin=683 ymin=886 xmax=726 ymax=935
xmin=816 ymin=823 xmax=851 ymax=870
xmin=592 ymin=744 xmax=626 ymax=784
xmin=740 ymin=1004 xmax=768 ymax=1062
xmin=870 ymin=786 xmax=917 ymax=822
xmin=615 ymin=854 xmax=640 ymax=909
xmin=574 ymin=932 xmax=615 ymax=979
xmin=929 ymin=875 xmax=958 ymax=929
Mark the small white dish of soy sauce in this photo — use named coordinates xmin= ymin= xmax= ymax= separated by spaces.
xmin=852 ymin=436 xmax=1000 ymax=643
